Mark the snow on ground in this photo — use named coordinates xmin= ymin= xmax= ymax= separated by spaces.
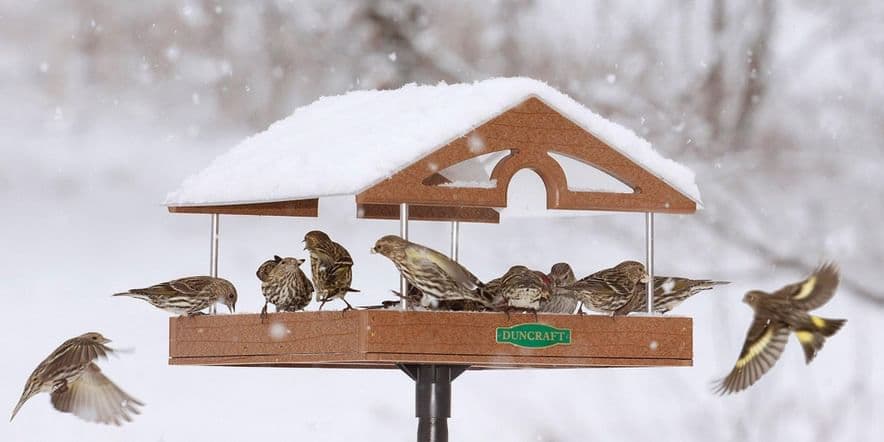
xmin=165 ymin=78 xmax=701 ymax=207
xmin=1 ymin=115 xmax=881 ymax=442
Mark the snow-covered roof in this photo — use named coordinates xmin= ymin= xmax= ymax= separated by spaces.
xmin=165 ymin=77 xmax=701 ymax=207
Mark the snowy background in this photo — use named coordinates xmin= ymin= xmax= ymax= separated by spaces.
xmin=1 ymin=1 xmax=882 ymax=441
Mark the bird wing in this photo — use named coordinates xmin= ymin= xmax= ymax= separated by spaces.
xmin=45 ymin=336 xmax=114 ymax=371
xmin=330 ymin=241 xmax=354 ymax=264
xmin=771 ymin=263 xmax=840 ymax=311
xmin=580 ymin=274 xmax=632 ymax=297
xmin=405 ymin=245 xmax=481 ymax=290
xmin=50 ymin=363 xmax=143 ymax=426
xmin=714 ymin=316 xmax=790 ymax=394
xmin=482 ymin=275 xmax=504 ymax=297
xmin=256 ymin=259 xmax=280 ymax=282
xmin=311 ymin=240 xmax=351 ymax=265
xmin=613 ymin=283 xmax=645 ymax=316
xmin=168 ymin=276 xmax=215 ymax=295
xmin=301 ymin=271 xmax=315 ymax=294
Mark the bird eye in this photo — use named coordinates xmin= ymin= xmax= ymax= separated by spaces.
xmin=91 ymin=336 xmax=97 ymax=340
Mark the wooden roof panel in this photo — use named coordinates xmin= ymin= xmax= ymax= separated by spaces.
xmin=357 ymin=97 xmax=697 ymax=214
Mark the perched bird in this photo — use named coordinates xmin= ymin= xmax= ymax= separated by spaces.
xmin=114 ymin=276 xmax=237 ymax=316
xmin=715 ymin=263 xmax=845 ymax=395
xmin=259 ymin=256 xmax=314 ymax=318
xmin=539 ymin=262 xmax=582 ymax=314
xmin=256 ymin=255 xmax=282 ymax=282
xmin=554 ymin=260 xmax=648 ymax=315
xmin=485 ymin=265 xmax=552 ymax=313
xmin=372 ymin=235 xmax=490 ymax=307
xmin=624 ymin=277 xmax=730 ymax=314
xmin=547 ymin=263 xmax=576 ymax=288
xmin=303 ymin=230 xmax=359 ymax=310
xmin=11 ymin=332 xmax=143 ymax=425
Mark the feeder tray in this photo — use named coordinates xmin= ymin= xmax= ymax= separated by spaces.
xmin=169 ymin=310 xmax=692 ymax=369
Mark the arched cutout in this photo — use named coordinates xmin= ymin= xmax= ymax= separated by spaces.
xmin=500 ymin=169 xmax=549 ymax=218
xmin=547 ymin=151 xmax=635 ymax=193
xmin=490 ymin=150 xmax=567 ymax=209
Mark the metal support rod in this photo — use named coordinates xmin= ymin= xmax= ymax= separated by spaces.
xmin=398 ymin=364 xmax=468 ymax=442
xmin=209 ymin=214 xmax=220 ymax=314
xmin=400 ymin=203 xmax=409 ymax=310
xmin=449 ymin=221 xmax=460 ymax=262
xmin=645 ymin=212 xmax=655 ymax=314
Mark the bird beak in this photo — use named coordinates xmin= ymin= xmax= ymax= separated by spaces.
xmin=370 ymin=247 xmax=377 ymax=254
xmin=228 ymin=304 xmax=235 ymax=314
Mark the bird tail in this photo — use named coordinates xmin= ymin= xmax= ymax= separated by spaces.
xmin=112 ymin=291 xmax=149 ymax=301
xmin=685 ymin=280 xmax=730 ymax=292
xmin=359 ymin=300 xmax=401 ymax=310
xmin=795 ymin=331 xmax=826 ymax=364
xmin=10 ymin=392 xmax=30 ymax=422
xmin=812 ymin=316 xmax=846 ymax=337
xmin=795 ymin=317 xmax=845 ymax=364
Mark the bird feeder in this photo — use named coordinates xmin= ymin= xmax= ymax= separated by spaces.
xmin=164 ymin=78 xmax=701 ymax=441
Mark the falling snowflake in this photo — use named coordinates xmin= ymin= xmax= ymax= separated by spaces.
xmin=269 ymin=322 xmax=290 ymax=341
xmin=661 ymin=278 xmax=676 ymax=295
xmin=467 ymin=134 xmax=485 ymax=153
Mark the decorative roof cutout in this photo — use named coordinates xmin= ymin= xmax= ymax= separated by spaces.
xmin=357 ymin=97 xmax=696 ymax=214
xmin=546 ymin=151 xmax=634 ymax=194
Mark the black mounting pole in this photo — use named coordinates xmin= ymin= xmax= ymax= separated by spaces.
xmin=398 ymin=364 xmax=469 ymax=442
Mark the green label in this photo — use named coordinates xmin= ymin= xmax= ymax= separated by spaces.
xmin=495 ymin=323 xmax=571 ymax=349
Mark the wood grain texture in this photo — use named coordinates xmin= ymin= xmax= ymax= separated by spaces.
xmin=167 ymin=199 xmax=319 ymax=217
xmin=169 ymin=310 xmax=692 ymax=369
xmin=357 ymin=97 xmax=697 ymax=214
xmin=357 ymin=203 xmax=500 ymax=223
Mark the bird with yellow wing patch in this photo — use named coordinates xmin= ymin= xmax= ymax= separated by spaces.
xmin=715 ymin=263 xmax=845 ymax=394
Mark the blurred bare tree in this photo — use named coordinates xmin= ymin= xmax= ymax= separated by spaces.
xmin=1 ymin=0 xmax=881 ymax=304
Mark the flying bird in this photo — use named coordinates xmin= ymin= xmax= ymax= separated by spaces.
xmin=554 ymin=261 xmax=648 ymax=315
xmin=371 ymin=235 xmax=490 ymax=307
xmin=11 ymin=332 xmax=143 ymax=425
xmin=114 ymin=276 xmax=237 ymax=316
xmin=303 ymin=230 xmax=359 ymax=310
xmin=259 ymin=256 xmax=314 ymax=318
xmin=715 ymin=263 xmax=845 ymax=394
xmin=539 ymin=262 xmax=582 ymax=314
